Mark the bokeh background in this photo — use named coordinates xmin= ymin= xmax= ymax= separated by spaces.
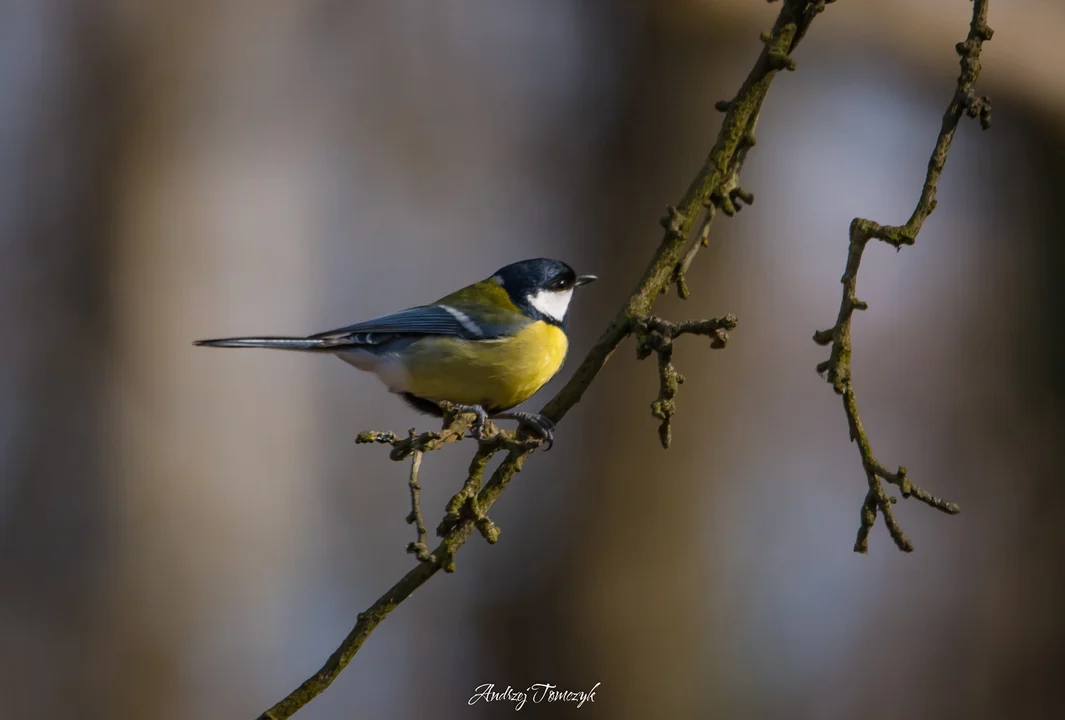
xmin=2 ymin=1 xmax=1063 ymax=718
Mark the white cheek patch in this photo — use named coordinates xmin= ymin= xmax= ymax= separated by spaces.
xmin=527 ymin=288 xmax=574 ymax=323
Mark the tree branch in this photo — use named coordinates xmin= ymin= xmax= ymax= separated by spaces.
xmin=634 ymin=314 xmax=738 ymax=448
xmin=813 ymin=0 xmax=991 ymax=552
xmin=403 ymin=443 xmax=430 ymax=562
xmin=256 ymin=2 xmax=836 ymax=717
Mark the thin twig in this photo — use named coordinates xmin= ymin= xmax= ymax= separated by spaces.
xmin=256 ymin=3 xmax=833 ymax=718
xmin=355 ymin=405 xmax=475 ymax=461
xmin=814 ymin=0 xmax=990 ymax=552
xmin=403 ymin=441 xmax=431 ymax=562
xmin=671 ymin=210 xmax=714 ymax=299
xmin=634 ymin=315 xmax=738 ymax=447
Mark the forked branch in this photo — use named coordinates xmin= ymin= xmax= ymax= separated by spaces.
xmin=813 ymin=0 xmax=991 ymax=552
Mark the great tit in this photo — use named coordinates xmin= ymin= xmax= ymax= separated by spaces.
xmin=195 ymin=258 xmax=597 ymax=445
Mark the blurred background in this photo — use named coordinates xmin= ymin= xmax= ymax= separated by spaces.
xmin=1 ymin=0 xmax=1062 ymax=718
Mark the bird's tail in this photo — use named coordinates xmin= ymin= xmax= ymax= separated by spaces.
xmin=193 ymin=336 xmax=329 ymax=351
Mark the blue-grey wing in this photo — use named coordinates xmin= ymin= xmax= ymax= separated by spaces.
xmin=309 ymin=304 xmax=510 ymax=347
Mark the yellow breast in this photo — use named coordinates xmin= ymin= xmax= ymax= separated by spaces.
xmin=399 ymin=321 xmax=568 ymax=413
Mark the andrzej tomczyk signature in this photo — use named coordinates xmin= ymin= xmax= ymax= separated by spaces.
xmin=468 ymin=682 xmax=600 ymax=711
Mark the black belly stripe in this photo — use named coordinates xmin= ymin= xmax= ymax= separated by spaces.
xmin=400 ymin=393 xmax=444 ymax=416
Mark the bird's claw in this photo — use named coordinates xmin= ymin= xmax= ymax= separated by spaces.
xmin=448 ymin=405 xmax=555 ymax=449
xmin=470 ymin=417 xmax=489 ymax=440
xmin=450 ymin=404 xmax=490 ymax=440
xmin=495 ymin=411 xmax=556 ymax=450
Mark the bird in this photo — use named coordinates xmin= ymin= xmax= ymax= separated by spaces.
xmin=195 ymin=258 xmax=597 ymax=447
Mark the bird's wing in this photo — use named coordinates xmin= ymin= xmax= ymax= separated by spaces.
xmin=309 ymin=303 xmax=518 ymax=346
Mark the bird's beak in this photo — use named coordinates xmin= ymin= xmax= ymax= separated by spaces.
xmin=575 ymin=274 xmax=598 ymax=287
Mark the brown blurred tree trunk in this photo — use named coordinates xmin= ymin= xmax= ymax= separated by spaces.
xmin=0 ymin=2 xmax=126 ymax=717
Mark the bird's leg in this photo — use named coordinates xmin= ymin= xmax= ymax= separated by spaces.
xmin=450 ymin=403 xmax=490 ymax=440
xmin=492 ymin=411 xmax=555 ymax=451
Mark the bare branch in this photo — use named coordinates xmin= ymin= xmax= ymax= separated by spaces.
xmin=635 ymin=315 xmax=738 ymax=447
xmin=814 ymin=0 xmax=990 ymax=552
xmin=403 ymin=443 xmax=431 ymax=562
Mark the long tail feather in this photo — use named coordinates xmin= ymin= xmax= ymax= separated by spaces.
xmin=193 ymin=336 xmax=328 ymax=351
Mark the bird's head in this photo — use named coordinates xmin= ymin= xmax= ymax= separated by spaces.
xmin=491 ymin=258 xmax=597 ymax=326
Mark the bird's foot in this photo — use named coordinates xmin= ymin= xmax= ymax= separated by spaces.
xmin=493 ymin=411 xmax=555 ymax=450
xmin=450 ymin=404 xmax=490 ymax=440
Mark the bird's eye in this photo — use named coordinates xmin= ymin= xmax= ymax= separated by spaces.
xmin=550 ymin=276 xmax=571 ymax=291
